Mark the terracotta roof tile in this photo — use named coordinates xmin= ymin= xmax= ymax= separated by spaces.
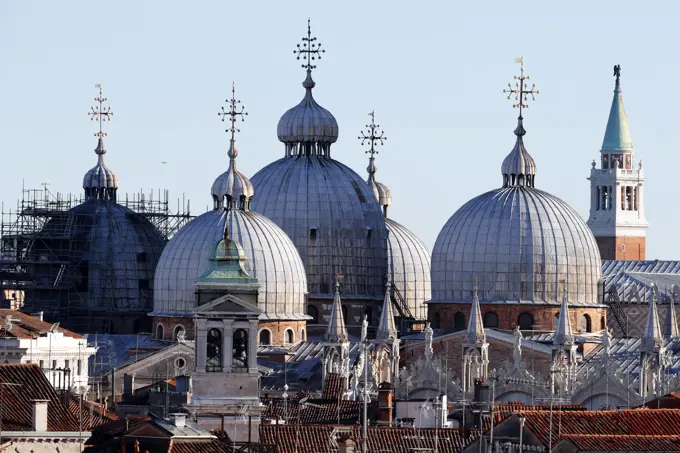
xmin=0 ymin=363 xmax=80 ymax=431
xmin=321 ymin=373 xmax=343 ymax=400
xmin=560 ymin=434 xmax=680 ymax=452
xmin=66 ymin=393 xmax=118 ymax=430
xmin=260 ymin=424 xmax=478 ymax=453
xmin=517 ymin=409 xmax=680 ymax=448
xmin=0 ymin=309 xmax=82 ymax=339
xmin=262 ymin=398 xmax=374 ymax=425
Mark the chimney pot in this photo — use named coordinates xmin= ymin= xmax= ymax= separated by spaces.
xmin=170 ymin=413 xmax=186 ymax=428
xmin=32 ymin=399 xmax=49 ymax=432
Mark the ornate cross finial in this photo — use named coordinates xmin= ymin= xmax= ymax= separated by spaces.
xmin=614 ymin=64 xmax=621 ymax=82
xmin=503 ymin=57 xmax=539 ymax=117
xmin=358 ymin=110 xmax=387 ymax=157
xmin=88 ymin=84 xmax=113 ymax=138
xmin=293 ymin=19 xmax=325 ymax=73
xmin=218 ymin=81 xmax=247 ymax=142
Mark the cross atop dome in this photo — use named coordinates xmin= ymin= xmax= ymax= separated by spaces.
xmin=361 ymin=111 xmax=392 ymax=216
xmin=359 ymin=111 xmax=387 ymax=157
xmin=218 ymin=81 xmax=248 ymax=144
xmin=503 ymin=57 xmax=540 ymax=119
xmin=89 ymin=84 xmax=113 ymax=139
xmin=294 ymin=19 xmax=325 ymax=75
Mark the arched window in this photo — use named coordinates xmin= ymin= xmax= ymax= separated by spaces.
xmin=156 ymin=324 xmax=164 ymax=340
xmin=174 ymin=325 xmax=185 ymax=341
xmin=285 ymin=329 xmax=294 ymax=344
xmin=517 ymin=313 xmax=534 ymax=330
xmin=342 ymin=306 xmax=349 ymax=325
xmin=582 ymin=314 xmax=592 ymax=333
xmin=600 ymin=316 xmax=606 ymax=331
xmin=433 ymin=312 xmax=441 ymax=329
xmin=233 ymin=329 xmax=248 ymax=370
xmin=454 ymin=312 xmax=466 ymax=330
xmin=483 ymin=312 xmax=499 ymax=328
xmin=307 ymin=305 xmax=319 ymax=324
xmin=259 ymin=329 xmax=271 ymax=345
xmin=206 ymin=328 xmax=222 ymax=372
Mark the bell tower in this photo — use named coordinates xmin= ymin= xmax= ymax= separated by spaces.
xmin=588 ymin=65 xmax=648 ymax=260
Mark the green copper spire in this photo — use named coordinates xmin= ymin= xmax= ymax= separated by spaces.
xmin=601 ymin=65 xmax=634 ymax=152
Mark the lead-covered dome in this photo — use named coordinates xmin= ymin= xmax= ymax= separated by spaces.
xmin=153 ymin=208 xmax=308 ymax=319
xmin=431 ymin=116 xmax=602 ymax=307
xmin=83 ymin=138 xmax=118 ymax=201
xmin=251 ymin=157 xmax=388 ymax=299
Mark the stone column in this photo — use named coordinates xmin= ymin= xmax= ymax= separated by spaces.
xmin=249 ymin=320 xmax=259 ymax=373
xmin=195 ymin=318 xmax=207 ymax=373
xmin=223 ymin=320 xmax=234 ymax=372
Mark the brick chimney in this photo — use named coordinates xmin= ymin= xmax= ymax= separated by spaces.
xmin=32 ymin=400 xmax=49 ymax=432
xmin=378 ymin=382 xmax=393 ymax=426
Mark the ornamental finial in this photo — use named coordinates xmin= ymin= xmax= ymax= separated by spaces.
xmin=503 ymin=57 xmax=539 ymax=118
xmin=293 ymin=19 xmax=325 ymax=79
xmin=359 ymin=110 xmax=387 ymax=158
xmin=218 ymin=81 xmax=248 ymax=143
xmin=88 ymin=84 xmax=113 ymax=138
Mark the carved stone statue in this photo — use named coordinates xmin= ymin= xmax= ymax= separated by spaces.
xmin=614 ymin=64 xmax=621 ymax=80
xmin=513 ymin=325 xmax=523 ymax=371
xmin=424 ymin=322 xmax=433 ymax=361
xmin=361 ymin=315 xmax=368 ymax=343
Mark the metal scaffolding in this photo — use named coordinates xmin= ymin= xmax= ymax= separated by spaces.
xmin=0 ymin=186 xmax=192 ymax=333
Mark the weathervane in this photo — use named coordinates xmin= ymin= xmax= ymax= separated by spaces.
xmin=358 ymin=111 xmax=387 ymax=157
xmin=293 ymin=19 xmax=325 ymax=73
xmin=503 ymin=57 xmax=539 ymax=117
xmin=218 ymin=81 xmax=247 ymax=142
xmin=88 ymin=84 xmax=113 ymax=137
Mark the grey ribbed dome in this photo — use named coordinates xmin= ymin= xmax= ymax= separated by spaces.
xmin=387 ymin=218 xmax=431 ymax=320
xmin=250 ymin=156 xmax=388 ymax=300
xmin=83 ymin=138 xmax=118 ymax=201
xmin=153 ymin=209 xmax=308 ymax=319
xmin=431 ymin=187 xmax=602 ymax=306
xmin=277 ymin=73 xmax=339 ymax=157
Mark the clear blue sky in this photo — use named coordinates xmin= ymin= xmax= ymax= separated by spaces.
xmin=0 ymin=1 xmax=678 ymax=259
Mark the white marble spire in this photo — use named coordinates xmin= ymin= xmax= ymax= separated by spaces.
xmin=664 ymin=288 xmax=679 ymax=340
xmin=377 ymin=281 xmax=397 ymax=340
xmin=325 ymin=277 xmax=348 ymax=343
xmin=643 ymin=284 xmax=663 ymax=350
xmin=601 ymin=65 xmax=633 ymax=152
xmin=464 ymin=279 xmax=485 ymax=345
xmin=553 ymin=294 xmax=574 ymax=346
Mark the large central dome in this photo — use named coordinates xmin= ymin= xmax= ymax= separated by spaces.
xmin=250 ymin=24 xmax=387 ymax=302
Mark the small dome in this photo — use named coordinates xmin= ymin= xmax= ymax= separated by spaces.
xmin=431 ymin=187 xmax=602 ymax=306
xmin=387 ymin=218 xmax=431 ymax=320
xmin=83 ymin=138 xmax=118 ymax=201
xmin=153 ymin=209 xmax=308 ymax=320
xmin=501 ymin=118 xmax=536 ymax=188
xmin=277 ymin=73 xmax=339 ymax=156
xmin=211 ymin=141 xmax=255 ymax=210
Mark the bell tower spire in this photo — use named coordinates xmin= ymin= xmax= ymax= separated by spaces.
xmin=587 ymin=65 xmax=648 ymax=260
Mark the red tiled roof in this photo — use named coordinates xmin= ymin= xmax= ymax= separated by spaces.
xmin=260 ymin=424 xmax=478 ymax=453
xmin=560 ymin=434 xmax=680 ymax=452
xmin=518 ymin=409 xmax=680 ymax=448
xmin=67 ymin=393 xmax=118 ymax=430
xmin=0 ymin=363 xmax=80 ymax=431
xmin=321 ymin=373 xmax=343 ymax=400
xmin=0 ymin=309 xmax=82 ymax=339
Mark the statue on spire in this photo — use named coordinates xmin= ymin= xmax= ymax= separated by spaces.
xmin=88 ymin=84 xmax=113 ymax=138
xmin=613 ymin=64 xmax=621 ymax=81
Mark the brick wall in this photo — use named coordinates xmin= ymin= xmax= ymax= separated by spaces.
xmin=596 ymin=236 xmax=646 ymax=260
